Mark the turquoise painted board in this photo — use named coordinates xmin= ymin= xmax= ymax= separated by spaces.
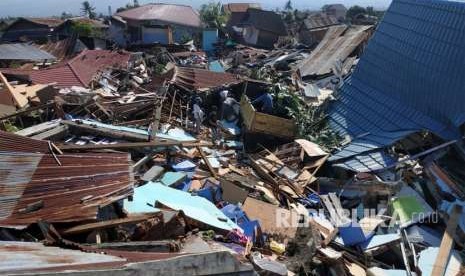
xmin=160 ymin=171 xmax=187 ymax=187
xmin=123 ymin=182 xmax=161 ymax=214
xmin=125 ymin=182 xmax=240 ymax=231
xmin=152 ymin=182 xmax=239 ymax=231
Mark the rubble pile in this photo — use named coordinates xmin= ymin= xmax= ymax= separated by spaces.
xmin=0 ymin=0 xmax=465 ymax=275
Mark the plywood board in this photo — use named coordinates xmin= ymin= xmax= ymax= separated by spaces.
xmin=242 ymin=197 xmax=298 ymax=238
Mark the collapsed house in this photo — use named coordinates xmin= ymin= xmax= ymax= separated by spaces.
xmin=1 ymin=49 xmax=133 ymax=88
xmin=235 ymin=8 xmax=288 ymax=49
xmin=328 ymin=0 xmax=465 ymax=173
xmin=0 ymin=0 xmax=465 ymax=275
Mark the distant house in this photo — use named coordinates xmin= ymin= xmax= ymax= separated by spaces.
xmin=55 ymin=18 xmax=108 ymax=38
xmin=1 ymin=18 xmax=63 ymax=43
xmin=113 ymin=4 xmax=202 ymax=45
xmin=223 ymin=3 xmax=261 ymax=38
xmin=299 ymin=13 xmax=339 ymax=46
xmin=240 ymin=9 xmax=287 ymax=49
xmin=323 ymin=4 xmax=347 ymax=21
xmin=0 ymin=20 xmax=10 ymax=37
xmin=109 ymin=16 xmax=129 ymax=47
xmin=55 ymin=18 xmax=109 ymax=49
xmin=352 ymin=14 xmax=378 ymax=25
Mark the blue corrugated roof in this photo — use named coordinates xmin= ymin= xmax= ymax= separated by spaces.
xmin=329 ymin=0 xmax=465 ymax=165
xmin=332 ymin=150 xmax=397 ymax=173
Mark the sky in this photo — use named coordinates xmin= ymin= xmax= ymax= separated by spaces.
xmin=0 ymin=0 xmax=392 ymax=18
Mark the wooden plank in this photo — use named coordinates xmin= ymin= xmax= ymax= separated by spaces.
xmin=242 ymin=197 xmax=298 ymax=238
xmin=197 ymin=146 xmax=218 ymax=179
xmin=62 ymin=120 xmax=149 ymax=141
xmin=253 ymin=111 xmax=295 ymax=138
xmin=59 ymin=140 xmax=210 ymax=151
xmin=320 ymin=195 xmax=340 ymax=224
xmin=0 ymin=101 xmax=55 ymax=121
xmin=61 ymin=214 xmax=159 ymax=235
xmin=31 ymin=125 xmax=68 ymax=140
xmin=431 ymin=204 xmax=462 ymax=276
xmin=328 ymin=193 xmax=346 ymax=219
xmin=240 ymin=94 xmax=256 ymax=130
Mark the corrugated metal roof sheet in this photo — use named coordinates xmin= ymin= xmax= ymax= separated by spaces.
xmin=298 ymin=25 xmax=372 ymax=77
xmin=36 ymin=37 xmax=82 ymax=61
xmin=172 ymin=66 xmax=244 ymax=91
xmin=0 ymin=43 xmax=56 ymax=61
xmin=0 ymin=131 xmax=134 ymax=229
xmin=0 ymin=241 xmax=124 ymax=273
xmin=116 ymin=4 xmax=202 ymax=28
xmin=328 ymin=0 xmax=465 ymax=166
xmin=332 ymin=150 xmax=397 ymax=173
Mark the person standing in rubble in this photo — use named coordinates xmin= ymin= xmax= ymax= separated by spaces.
xmin=192 ymin=96 xmax=204 ymax=134
xmin=251 ymin=90 xmax=274 ymax=114
xmin=219 ymin=88 xmax=229 ymax=120
xmin=208 ymin=105 xmax=221 ymax=144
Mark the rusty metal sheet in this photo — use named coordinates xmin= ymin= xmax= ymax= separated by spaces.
xmin=0 ymin=130 xmax=134 ymax=228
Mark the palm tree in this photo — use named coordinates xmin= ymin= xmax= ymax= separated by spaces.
xmin=199 ymin=2 xmax=228 ymax=29
xmin=284 ymin=0 xmax=293 ymax=11
xmin=81 ymin=1 xmax=96 ymax=19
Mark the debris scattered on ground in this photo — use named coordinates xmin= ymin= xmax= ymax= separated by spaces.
xmin=1 ymin=0 xmax=465 ymax=275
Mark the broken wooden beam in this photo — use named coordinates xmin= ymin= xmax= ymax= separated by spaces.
xmin=198 ymin=146 xmax=218 ymax=179
xmin=61 ymin=214 xmax=159 ymax=235
xmin=58 ymin=140 xmax=212 ymax=151
xmin=62 ymin=120 xmax=148 ymax=141
xmin=431 ymin=204 xmax=462 ymax=276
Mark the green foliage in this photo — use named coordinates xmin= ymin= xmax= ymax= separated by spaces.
xmin=116 ymin=0 xmax=140 ymax=13
xmin=61 ymin=12 xmax=73 ymax=20
xmin=251 ymin=67 xmax=342 ymax=151
xmin=81 ymin=1 xmax=96 ymax=19
xmin=70 ymin=21 xmax=105 ymax=38
xmin=284 ymin=0 xmax=293 ymax=11
xmin=275 ymin=86 xmax=342 ymax=150
xmin=199 ymin=2 xmax=229 ymax=29
xmin=347 ymin=5 xmax=366 ymax=19
xmin=4 ymin=121 xmax=19 ymax=132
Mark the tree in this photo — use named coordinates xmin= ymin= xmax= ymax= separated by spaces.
xmin=284 ymin=0 xmax=293 ymax=11
xmin=347 ymin=5 xmax=366 ymax=20
xmin=366 ymin=6 xmax=375 ymax=16
xmin=81 ymin=1 xmax=96 ymax=19
xmin=61 ymin=12 xmax=73 ymax=20
xmin=199 ymin=2 xmax=228 ymax=29
xmin=116 ymin=1 xmax=140 ymax=13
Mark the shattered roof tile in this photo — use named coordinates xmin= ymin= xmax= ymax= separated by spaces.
xmin=1 ymin=50 xmax=131 ymax=88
